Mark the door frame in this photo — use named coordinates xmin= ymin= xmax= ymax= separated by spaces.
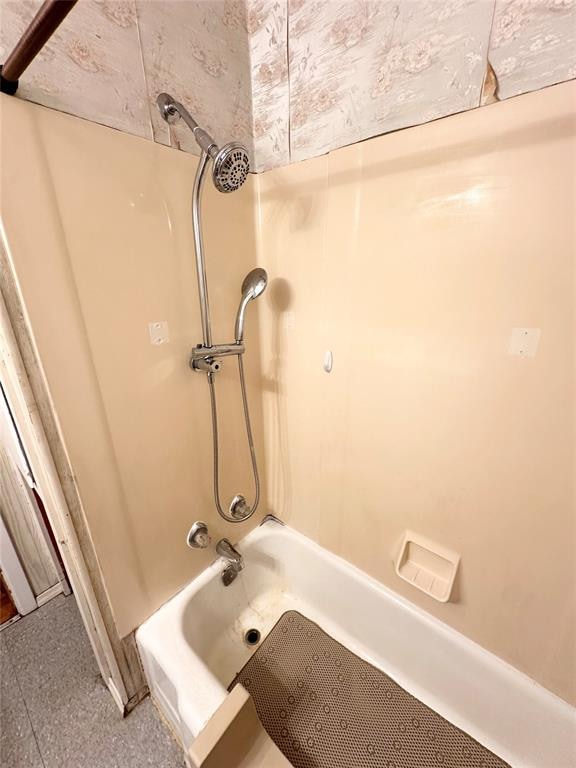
xmin=0 ymin=289 xmax=129 ymax=711
xmin=0 ymin=511 xmax=37 ymax=617
xmin=1 ymin=381 xmax=71 ymax=606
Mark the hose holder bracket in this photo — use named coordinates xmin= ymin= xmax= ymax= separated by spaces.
xmin=190 ymin=342 xmax=244 ymax=373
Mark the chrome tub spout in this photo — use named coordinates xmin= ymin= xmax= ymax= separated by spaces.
xmin=216 ymin=538 xmax=244 ymax=586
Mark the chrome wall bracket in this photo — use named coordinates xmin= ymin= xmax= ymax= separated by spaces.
xmin=189 ymin=342 xmax=245 ymax=373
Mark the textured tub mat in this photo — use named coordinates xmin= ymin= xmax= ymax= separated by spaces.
xmin=229 ymin=610 xmax=510 ymax=768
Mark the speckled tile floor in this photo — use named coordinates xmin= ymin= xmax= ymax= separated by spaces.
xmin=0 ymin=594 xmax=187 ymax=768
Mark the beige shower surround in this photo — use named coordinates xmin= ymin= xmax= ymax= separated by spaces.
xmin=0 ymin=81 xmax=574 ymax=706
xmin=255 ymin=80 xmax=576 ymax=706
xmin=0 ymin=1 xmax=575 ymax=171
xmin=0 ymin=94 xmax=265 ymax=635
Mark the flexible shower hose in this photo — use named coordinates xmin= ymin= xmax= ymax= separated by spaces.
xmin=207 ymin=354 xmax=260 ymax=522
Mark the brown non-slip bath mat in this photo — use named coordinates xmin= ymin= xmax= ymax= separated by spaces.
xmin=229 ymin=611 xmax=510 ymax=768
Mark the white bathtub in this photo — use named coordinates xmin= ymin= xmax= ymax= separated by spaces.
xmin=137 ymin=519 xmax=575 ymax=767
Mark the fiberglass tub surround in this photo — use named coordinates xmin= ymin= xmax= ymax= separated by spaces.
xmin=137 ymin=520 xmax=576 ymax=768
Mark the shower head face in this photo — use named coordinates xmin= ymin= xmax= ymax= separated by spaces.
xmin=212 ymin=143 xmax=250 ymax=193
xmin=242 ymin=268 xmax=268 ymax=301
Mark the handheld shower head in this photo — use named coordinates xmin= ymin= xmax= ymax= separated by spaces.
xmin=235 ymin=268 xmax=268 ymax=342
xmin=156 ymin=92 xmax=249 ymax=193
xmin=242 ymin=267 xmax=268 ymax=300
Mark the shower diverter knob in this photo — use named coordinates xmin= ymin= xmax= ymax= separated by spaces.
xmin=187 ymin=521 xmax=211 ymax=549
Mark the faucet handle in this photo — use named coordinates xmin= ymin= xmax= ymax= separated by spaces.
xmin=187 ymin=521 xmax=211 ymax=549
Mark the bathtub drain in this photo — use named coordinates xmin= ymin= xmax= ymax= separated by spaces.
xmin=244 ymin=628 xmax=261 ymax=646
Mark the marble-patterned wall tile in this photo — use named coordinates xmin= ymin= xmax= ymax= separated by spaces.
xmin=288 ymin=0 xmax=496 ymax=163
xmin=1 ymin=0 xmax=574 ymax=172
xmin=135 ymin=0 xmax=254 ymax=162
xmin=0 ymin=0 xmax=151 ymax=139
xmin=489 ymin=0 xmax=576 ymax=100
xmin=247 ymin=0 xmax=290 ymax=171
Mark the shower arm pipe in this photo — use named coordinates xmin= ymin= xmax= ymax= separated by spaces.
xmin=1 ymin=0 xmax=79 ymax=95
xmin=159 ymin=96 xmax=219 ymax=160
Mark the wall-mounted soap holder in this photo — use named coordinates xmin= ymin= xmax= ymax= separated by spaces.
xmin=395 ymin=531 xmax=460 ymax=603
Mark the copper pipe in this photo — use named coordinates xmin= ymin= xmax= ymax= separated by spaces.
xmin=1 ymin=0 xmax=78 ymax=92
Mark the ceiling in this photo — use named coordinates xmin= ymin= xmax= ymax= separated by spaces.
xmin=1 ymin=0 xmax=574 ymax=173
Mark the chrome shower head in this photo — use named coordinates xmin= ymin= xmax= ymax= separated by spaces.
xmin=212 ymin=143 xmax=250 ymax=193
xmin=235 ymin=268 xmax=268 ymax=342
xmin=156 ymin=93 xmax=249 ymax=193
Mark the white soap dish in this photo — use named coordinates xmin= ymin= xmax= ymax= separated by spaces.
xmin=395 ymin=531 xmax=460 ymax=603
